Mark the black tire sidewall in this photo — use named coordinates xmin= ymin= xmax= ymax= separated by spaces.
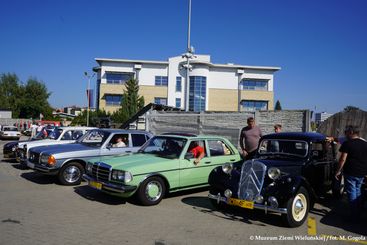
xmin=58 ymin=162 xmax=84 ymax=186
xmin=138 ymin=177 xmax=165 ymax=206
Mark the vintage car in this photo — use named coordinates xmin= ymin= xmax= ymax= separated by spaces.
xmin=26 ymin=129 xmax=152 ymax=185
xmin=83 ymin=133 xmax=242 ymax=206
xmin=0 ymin=126 xmax=21 ymax=140
xmin=208 ymin=132 xmax=342 ymax=227
xmin=17 ymin=126 xmax=96 ymax=164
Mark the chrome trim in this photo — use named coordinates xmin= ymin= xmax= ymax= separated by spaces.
xmin=82 ymin=174 xmax=137 ymax=193
xmin=208 ymin=193 xmax=287 ymax=214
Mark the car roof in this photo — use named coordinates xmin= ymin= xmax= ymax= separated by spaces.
xmin=261 ymin=132 xmax=326 ymax=141
xmin=91 ymin=128 xmax=152 ymax=134
xmin=58 ymin=126 xmax=97 ymax=130
xmin=157 ymin=133 xmax=228 ymax=140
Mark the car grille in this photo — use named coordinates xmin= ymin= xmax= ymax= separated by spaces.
xmin=238 ymin=160 xmax=267 ymax=201
xmin=90 ymin=162 xmax=111 ymax=182
xmin=28 ymin=151 xmax=40 ymax=164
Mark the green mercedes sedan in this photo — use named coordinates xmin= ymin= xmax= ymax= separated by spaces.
xmin=82 ymin=133 xmax=242 ymax=205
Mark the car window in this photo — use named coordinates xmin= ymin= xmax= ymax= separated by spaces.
xmin=259 ymin=139 xmax=308 ymax=157
xmin=311 ymin=142 xmax=327 ymax=160
xmin=61 ymin=131 xmax=73 ymax=140
xmin=109 ymin=134 xmax=129 ymax=148
xmin=208 ymin=140 xmax=232 ymax=156
xmin=47 ymin=129 xmax=62 ymax=140
xmin=139 ymin=136 xmax=186 ymax=159
xmin=72 ymin=130 xmax=84 ymax=140
xmin=79 ymin=130 xmax=110 ymax=147
xmin=132 ymin=134 xmax=148 ymax=147
xmin=186 ymin=140 xmax=207 ymax=159
xmin=3 ymin=127 xmax=17 ymax=131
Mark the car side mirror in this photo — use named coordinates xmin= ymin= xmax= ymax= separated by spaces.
xmin=106 ymin=143 xmax=112 ymax=150
xmin=184 ymin=152 xmax=194 ymax=160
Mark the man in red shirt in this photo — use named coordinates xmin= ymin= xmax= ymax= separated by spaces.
xmin=188 ymin=141 xmax=205 ymax=165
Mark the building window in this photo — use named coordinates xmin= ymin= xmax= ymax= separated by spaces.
xmin=106 ymin=72 xmax=133 ymax=84
xmin=241 ymin=100 xmax=268 ymax=111
xmin=189 ymin=76 xmax=206 ymax=112
xmin=175 ymin=98 xmax=181 ymax=108
xmin=154 ymin=97 xmax=167 ymax=105
xmin=155 ymin=76 xmax=168 ymax=86
xmin=105 ymin=94 xmax=122 ymax=106
xmin=176 ymin=77 xmax=182 ymax=92
xmin=240 ymin=79 xmax=268 ymax=91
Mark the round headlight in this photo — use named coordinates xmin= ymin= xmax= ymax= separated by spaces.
xmin=222 ymin=163 xmax=233 ymax=175
xmin=268 ymin=167 xmax=281 ymax=180
xmin=224 ymin=189 xmax=232 ymax=198
xmin=124 ymin=172 xmax=133 ymax=183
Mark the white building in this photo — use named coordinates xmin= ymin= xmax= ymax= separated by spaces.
xmin=93 ymin=54 xmax=280 ymax=113
xmin=315 ymin=112 xmax=333 ymax=124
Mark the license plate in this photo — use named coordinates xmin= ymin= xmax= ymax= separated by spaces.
xmin=229 ymin=198 xmax=254 ymax=209
xmin=89 ymin=181 xmax=102 ymax=190
xmin=27 ymin=162 xmax=35 ymax=169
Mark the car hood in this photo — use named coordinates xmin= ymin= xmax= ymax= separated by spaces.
xmin=4 ymin=141 xmax=19 ymax=149
xmin=92 ymin=153 xmax=174 ymax=174
xmin=30 ymin=143 xmax=95 ymax=155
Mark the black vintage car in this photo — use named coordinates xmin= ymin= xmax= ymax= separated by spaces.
xmin=208 ymin=132 xmax=343 ymax=227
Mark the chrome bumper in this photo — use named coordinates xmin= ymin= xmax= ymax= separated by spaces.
xmin=208 ymin=193 xmax=287 ymax=214
xmin=82 ymin=174 xmax=137 ymax=193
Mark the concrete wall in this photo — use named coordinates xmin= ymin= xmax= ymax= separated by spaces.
xmin=146 ymin=110 xmax=310 ymax=148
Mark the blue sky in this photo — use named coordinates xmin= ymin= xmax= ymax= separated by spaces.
xmin=1 ymin=0 xmax=366 ymax=113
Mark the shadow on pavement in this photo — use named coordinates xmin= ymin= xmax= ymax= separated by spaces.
xmin=10 ymin=163 xmax=29 ymax=170
xmin=181 ymin=196 xmax=286 ymax=227
xmin=317 ymin=195 xmax=367 ymax=236
xmin=73 ymin=185 xmax=128 ymax=205
xmin=20 ymin=172 xmax=56 ymax=185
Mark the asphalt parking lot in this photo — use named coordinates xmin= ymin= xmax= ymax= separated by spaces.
xmin=0 ymin=138 xmax=366 ymax=245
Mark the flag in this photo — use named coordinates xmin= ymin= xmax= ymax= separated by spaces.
xmin=86 ymin=89 xmax=94 ymax=108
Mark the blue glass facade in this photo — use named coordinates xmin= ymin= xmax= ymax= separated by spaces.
xmin=105 ymin=94 xmax=122 ymax=106
xmin=175 ymin=98 xmax=181 ymax=108
xmin=189 ymin=76 xmax=206 ymax=112
xmin=154 ymin=97 xmax=167 ymax=105
xmin=106 ymin=73 xmax=133 ymax=84
xmin=241 ymin=100 xmax=268 ymax=111
xmin=155 ymin=76 xmax=168 ymax=86
xmin=241 ymin=79 xmax=268 ymax=90
xmin=176 ymin=76 xmax=182 ymax=92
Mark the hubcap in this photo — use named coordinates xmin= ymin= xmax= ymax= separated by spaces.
xmin=63 ymin=166 xmax=81 ymax=183
xmin=292 ymin=193 xmax=307 ymax=222
xmin=145 ymin=181 xmax=162 ymax=202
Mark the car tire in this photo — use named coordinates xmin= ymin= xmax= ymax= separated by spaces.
xmin=209 ymin=187 xmax=227 ymax=210
xmin=332 ymin=176 xmax=344 ymax=199
xmin=282 ymin=186 xmax=310 ymax=227
xmin=58 ymin=162 xmax=84 ymax=186
xmin=137 ymin=176 xmax=166 ymax=206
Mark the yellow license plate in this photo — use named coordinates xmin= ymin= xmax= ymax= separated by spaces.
xmin=89 ymin=181 xmax=102 ymax=190
xmin=229 ymin=198 xmax=254 ymax=209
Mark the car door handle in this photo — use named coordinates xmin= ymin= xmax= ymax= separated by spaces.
xmin=204 ymin=161 xmax=211 ymax=164
xmin=230 ymin=159 xmax=236 ymax=162
xmin=125 ymin=151 xmax=132 ymax=153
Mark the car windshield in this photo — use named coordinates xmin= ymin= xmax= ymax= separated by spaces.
xmin=258 ymin=139 xmax=308 ymax=158
xmin=77 ymin=129 xmax=110 ymax=147
xmin=139 ymin=136 xmax=187 ymax=159
xmin=3 ymin=127 xmax=17 ymax=132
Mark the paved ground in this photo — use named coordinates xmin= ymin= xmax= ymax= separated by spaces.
xmin=0 ymin=138 xmax=366 ymax=245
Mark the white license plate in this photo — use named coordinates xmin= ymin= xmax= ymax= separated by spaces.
xmin=27 ymin=162 xmax=35 ymax=169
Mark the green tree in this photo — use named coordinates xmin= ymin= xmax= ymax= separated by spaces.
xmin=0 ymin=73 xmax=23 ymax=114
xmin=18 ymin=78 xmax=53 ymax=119
xmin=274 ymin=100 xmax=282 ymax=110
xmin=344 ymin=105 xmax=359 ymax=112
xmin=71 ymin=109 xmax=110 ymax=126
xmin=112 ymin=78 xmax=145 ymax=124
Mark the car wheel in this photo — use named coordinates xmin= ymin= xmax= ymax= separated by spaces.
xmin=58 ymin=162 xmax=84 ymax=186
xmin=138 ymin=177 xmax=166 ymax=206
xmin=282 ymin=186 xmax=309 ymax=227
xmin=332 ymin=176 xmax=344 ymax=199
xmin=209 ymin=187 xmax=227 ymax=210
